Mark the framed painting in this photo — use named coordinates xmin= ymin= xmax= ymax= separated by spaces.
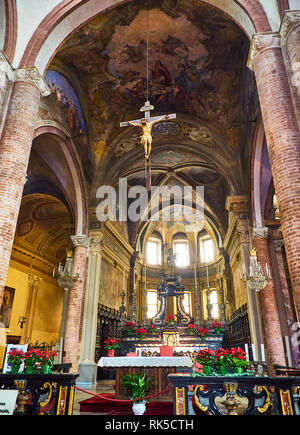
xmin=0 ymin=286 xmax=15 ymax=328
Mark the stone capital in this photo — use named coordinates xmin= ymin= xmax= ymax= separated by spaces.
xmin=225 ymin=195 xmax=249 ymax=216
xmin=14 ymin=67 xmax=50 ymax=97
xmin=252 ymin=227 xmax=269 ymax=239
xmin=280 ymin=10 xmax=300 ymax=44
xmin=89 ymin=233 xmax=104 ymax=254
xmin=71 ymin=234 xmax=90 ymax=249
xmin=247 ymin=32 xmax=281 ymax=71
xmin=28 ymin=274 xmax=42 ymax=288
xmin=0 ymin=51 xmax=13 ymax=81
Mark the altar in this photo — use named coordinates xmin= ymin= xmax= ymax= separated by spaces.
xmin=98 ymin=356 xmax=193 ymax=401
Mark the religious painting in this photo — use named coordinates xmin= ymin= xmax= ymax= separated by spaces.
xmin=39 ymin=70 xmax=92 ymax=183
xmin=54 ymin=0 xmax=249 ymax=163
xmin=100 ymin=259 xmax=124 ymax=309
xmin=0 ymin=286 xmax=15 ymax=328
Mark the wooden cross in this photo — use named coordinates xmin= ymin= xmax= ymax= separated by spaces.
xmin=120 ymin=100 xmax=176 ymax=128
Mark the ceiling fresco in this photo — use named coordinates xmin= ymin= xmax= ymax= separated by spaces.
xmin=53 ymin=0 xmax=250 ymax=171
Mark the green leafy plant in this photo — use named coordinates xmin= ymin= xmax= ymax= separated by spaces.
xmin=121 ymin=373 xmax=154 ymax=403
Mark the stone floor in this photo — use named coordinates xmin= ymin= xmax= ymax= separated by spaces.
xmin=73 ymin=379 xmax=115 ymax=415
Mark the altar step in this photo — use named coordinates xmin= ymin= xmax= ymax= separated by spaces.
xmin=79 ymin=393 xmax=174 ymax=415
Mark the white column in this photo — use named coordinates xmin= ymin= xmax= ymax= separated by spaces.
xmin=78 ymin=233 xmax=103 ymax=384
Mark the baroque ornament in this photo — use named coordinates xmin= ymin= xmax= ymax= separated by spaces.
xmin=14 ymin=67 xmax=50 ymax=97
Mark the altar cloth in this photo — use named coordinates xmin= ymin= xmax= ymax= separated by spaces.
xmin=97 ymin=356 xmax=193 ymax=367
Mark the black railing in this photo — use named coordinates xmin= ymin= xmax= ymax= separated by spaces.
xmin=168 ymin=373 xmax=300 ymax=415
xmin=0 ymin=373 xmax=79 ymax=415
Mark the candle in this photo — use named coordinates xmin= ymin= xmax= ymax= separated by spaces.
xmin=194 ymin=264 xmax=197 ymax=290
xmin=251 ymin=343 xmax=257 ymax=361
xmin=52 ymin=268 xmax=56 ymax=278
xmin=245 ymin=344 xmax=249 ymax=361
xmin=261 ymin=344 xmax=265 ymax=362
xmin=144 ymin=264 xmax=147 ymax=290
xmin=206 ymin=263 xmax=210 ymax=289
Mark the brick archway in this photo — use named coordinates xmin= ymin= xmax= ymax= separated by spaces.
xmin=15 ymin=0 xmax=272 ymax=73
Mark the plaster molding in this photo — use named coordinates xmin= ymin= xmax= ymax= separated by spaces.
xmin=71 ymin=234 xmax=90 ymax=249
xmin=280 ymin=10 xmax=300 ymax=44
xmin=0 ymin=50 xmax=13 ymax=80
xmin=247 ymin=32 xmax=281 ymax=71
xmin=252 ymin=227 xmax=269 ymax=239
xmin=14 ymin=66 xmax=50 ymax=97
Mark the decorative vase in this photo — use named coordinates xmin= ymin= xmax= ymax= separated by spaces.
xmin=107 ymin=349 xmax=114 ymax=357
xmin=232 ymin=367 xmax=243 ymax=376
xmin=24 ymin=364 xmax=35 ymax=374
xmin=202 ymin=365 xmax=212 ymax=376
xmin=132 ymin=401 xmax=146 ymax=415
xmin=41 ymin=364 xmax=52 ymax=374
xmin=216 ymin=365 xmax=227 ymax=376
xmin=10 ymin=364 xmax=21 ymax=374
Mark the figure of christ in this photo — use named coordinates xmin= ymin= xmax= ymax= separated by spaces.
xmin=128 ymin=114 xmax=169 ymax=160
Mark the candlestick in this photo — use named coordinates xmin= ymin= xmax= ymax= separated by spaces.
xmin=245 ymin=343 xmax=249 ymax=361
xmin=144 ymin=264 xmax=147 ymax=290
xmin=206 ymin=263 xmax=210 ymax=289
xmin=261 ymin=344 xmax=265 ymax=362
xmin=194 ymin=264 xmax=197 ymax=290
xmin=251 ymin=343 xmax=257 ymax=361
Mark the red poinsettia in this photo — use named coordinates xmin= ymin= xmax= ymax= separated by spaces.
xmin=125 ymin=322 xmax=136 ymax=336
xmin=195 ymin=349 xmax=215 ymax=366
xmin=229 ymin=347 xmax=248 ymax=368
xmin=104 ymin=339 xmax=119 ymax=350
xmin=7 ymin=349 xmax=24 ymax=366
xmin=166 ymin=315 xmax=176 ymax=324
xmin=23 ymin=348 xmax=41 ymax=366
xmin=187 ymin=324 xmax=196 ymax=335
xmin=212 ymin=322 xmax=225 ymax=334
xmin=198 ymin=327 xmax=209 ymax=339
xmin=39 ymin=350 xmax=57 ymax=366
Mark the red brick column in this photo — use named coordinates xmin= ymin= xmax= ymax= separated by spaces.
xmin=63 ymin=235 xmax=89 ymax=373
xmin=0 ymin=67 xmax=49 ymax=306
xmin=280 ymin=11 xmax=300 ymax=132
xmin=248 ymin=33 xmax=300 ymax=321
xmin=0 ymin=51 xmax=13 ymax=134
xmin=252 ymin=228 xmax=286 ymax=369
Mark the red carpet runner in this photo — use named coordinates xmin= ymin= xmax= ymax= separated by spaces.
xmin=79 ymin=393 xmax=173 ymax=415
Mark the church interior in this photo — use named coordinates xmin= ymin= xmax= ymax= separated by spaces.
xmin=1 ymin=0 xmax=300 ymax=417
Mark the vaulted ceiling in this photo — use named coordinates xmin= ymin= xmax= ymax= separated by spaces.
xmin=47 ymin=0 xmax=260 ymax=245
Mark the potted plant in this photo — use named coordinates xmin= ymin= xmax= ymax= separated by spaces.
xmin=121 ymin=373 xmax=154 ymax=415
xmin=229 ymin=347 xmax=248 ymax=375
xmin=212 ymin=322 xmax=225 ymax=335
xmin=198 ymin=327 xmax=209 ymax=340
xmin=39 ymin=350 xmax=57 ymax=374
xmin=214 ymin=348 xmax=231 ymax=375
xmin=7 ymin=349 xmax=24 ymax=374
xmin=166 ymin=315 xmax=176 ymax=325
xmin=136 ymin=328 xmax=148 ymax=341
xmin=187 ymin=324 xmax=196 ymax=336
xmin=194 ymin=349 xmax=215 ymax=375
xmin=104 ymin=338 xmax=119 ymax=357
xmin=125 ymin=322 xmax=136 ymax=336
xmin=23 ymin=348 xmax=41 ymax=374
xmin=150 ymin=324 xmax=158 ymax=336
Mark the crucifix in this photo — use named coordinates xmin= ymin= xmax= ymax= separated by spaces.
xmin=120 ymin=101 xmax=176 ymax=160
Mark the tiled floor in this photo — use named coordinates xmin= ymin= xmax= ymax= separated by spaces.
xmin=73 ymin=379 xmax=115 ymax=415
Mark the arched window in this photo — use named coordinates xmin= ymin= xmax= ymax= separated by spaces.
xmin=146 ymin=237 xmax=161 ymax=265
xmin=147 ymin=290 xmax=158 ymax=318
xmin=172 ymin=233 xmax=189 ymax=267
xmin=182 ymin=292 xmax=191 ymax=314
xmin=199 ymin=236 xmax=214 ymax=263
xmin=209 ymin=290 xmax=219 ymax=319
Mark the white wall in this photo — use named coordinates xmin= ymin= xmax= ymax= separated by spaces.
xmin=289 ymin=0 xmax=300 ymax=9
xmin=258 ymin=0 xmax=281 ymax=30
xmin=0 ymin=0 xmax=6 ymax=51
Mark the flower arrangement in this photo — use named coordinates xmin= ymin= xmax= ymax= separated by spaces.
xmin=195 ymin=349 xmax=215 ymax=375
xmin=212 ymin=322 xmax=225 ymax=334
xmin=166 ymin=315 xmax=176 ymax=325
xmin=214 ymin=348 xmax=231 ymax=375
xmin=23 ymin=348 xmax=41 ymax=373
xmin=39 ymin=350 xmax=57 ymax=373
xmin=136 ymin=328 xmax=148 ymax=340
xmin=104 ymin=339 xmax=119 ymax=350
xmin=7 ymin=349 xmax=24 ymax=373
xmin=198 ymin=327 xmax=209 ymax=340
xmin=150 ymin=324 xmax=158 ymax=335
xmin=187 ymin=324 xmax=196 ymax=336
xmin=125 ymin=322 xmax=136 ymax=336
xmin=229 ymin=347 xmax=248 ymax=374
